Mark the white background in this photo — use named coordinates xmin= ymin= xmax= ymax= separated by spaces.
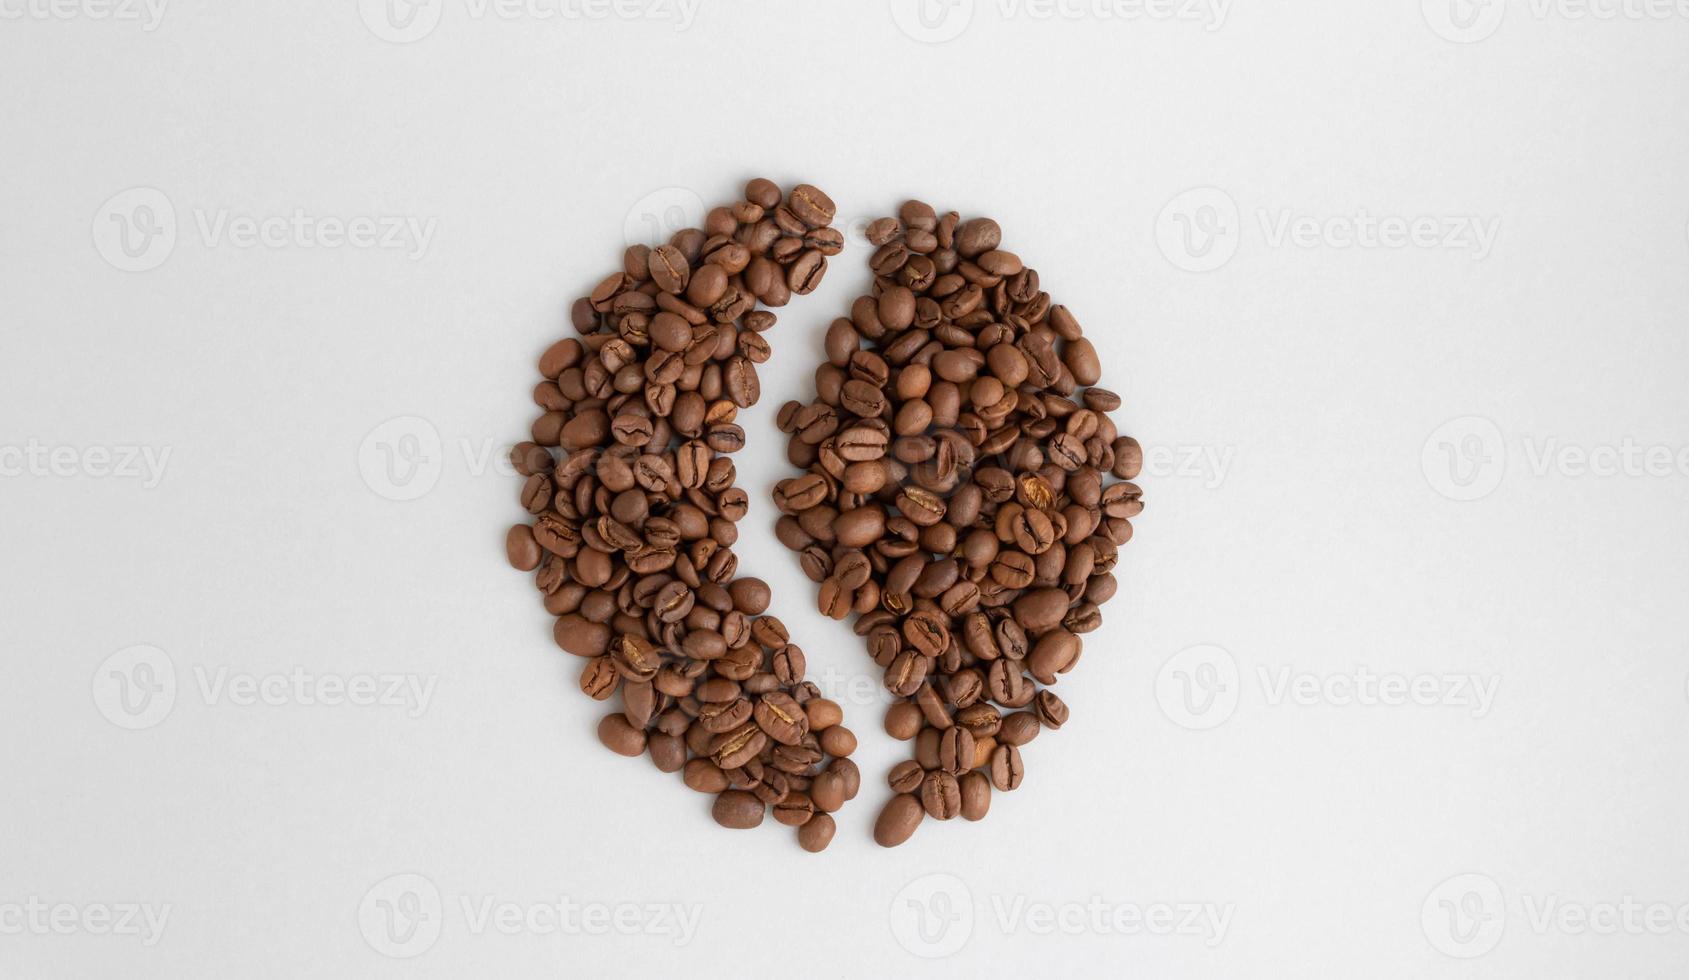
xmin=3 ymin=0 xmax=1687 ymax=976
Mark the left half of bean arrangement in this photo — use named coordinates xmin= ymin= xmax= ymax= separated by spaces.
xmin=505 ymin=178 xmax=857 ymax=852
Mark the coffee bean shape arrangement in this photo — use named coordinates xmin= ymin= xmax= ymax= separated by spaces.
xmin=771 ymin=200 xmax=1144 ymax=847
xmin=505 ymin=179 xmax=859 ymax=852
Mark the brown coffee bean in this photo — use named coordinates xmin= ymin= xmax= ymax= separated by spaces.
xmin=810 ymin=770 xmax=847 ymax=813
xmin=797 ymin=812 xmax=836 ymax=852
xmin=506 ymin=525 xmax=542 ymax=571
xmin=888 ymin=759 xmax=925 ymax=794
xmin=754 ymin=691 xmax=809 ymax=745
xmin=873 ymin=793 xmax=925 ymax=847
xmin=803 ymin=698 xmax=843 ymax=730
xmin=1034 ymin=690 xmax=1069 ymax=729
xmin=1028 ymin=628 xmax=1081 ymax=684
xmin=818 ymin=725 xmax=856 ymax=757
xmin=597 ymin=713 xmax=646 ymax=757
xmin=998 ymin=712 xmax=1041 ymax=747
xmin=554 ymin=614 xmax=610 ymax=657
xmin=959 ymin=771 xmax=992 ymax=821
xmin=773 ymin=791 xmax=815 ymax=827
xmin=989 ymin=743 xmax=1024 ymax=791
xmin=1012 ymin=588 xmax=1070 ymax=633
xmin=885 ymin=701 xmax=923 ymax=740
xmin=787 ymin=184 xmax=836 ymax=228
xmin=921 ymin=770 xmax=961 ymax=819
xmin=711 ymin=790 xmax=764 ymax=829
xmin=938 ymin=726 xmax=975 ymax=776
xmin=683 ymin=758 xmax=730 ymax=794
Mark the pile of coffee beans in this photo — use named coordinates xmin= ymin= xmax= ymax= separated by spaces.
xmin=505 ymin=179 xmax=861 ymax=852
xmin=771 ymin=200 xmax=1144 ymax=847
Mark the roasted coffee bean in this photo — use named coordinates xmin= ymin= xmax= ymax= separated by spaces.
xmin=885 ymin=700 xmax=924 ymax=740
xmin=810 ymin=770 xmax=847 ymax=813
xmin=921 ymin=770 xmax=962 ymax=820
xmin=683 ymin=758 xmax=730 ymax=794
xmin=797 ymin=812 xmax=835 ymax=852
xmin=506 ymin=525 xmax=542 ymax=571
xmin=1034 ymin=690 xmax=1069 ymax=729
xmin=711 ymin=789 xmax=764 ymax=829
xmin=938 ymin=726 xmax=975 ymax=775
xmin=873 ymin=793 xmax=925 ymax=848
xmin=998 ymin=712 xmax=1041 ymax=747
xmin=989 ymin=743 xmax=1025 ymax=791
xmin=753 ymin=691 xmax=809 ymax=745
xmin=818 ymin=725 xmax=856 ymax=757
xmin=959 ymin=771 xmax=992 ymax=821
xmin=888 ymin=759 xmax=925 ymax=794
xmin=773 ymin=792 xmax=815 ymax=827
xmin=597 ymin=713 xmax=646 ymax=757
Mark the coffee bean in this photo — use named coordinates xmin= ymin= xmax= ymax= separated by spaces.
xmin=938 ymin=726 xmax=975 ymax=775
xmin=753 ymin=691 xmax=809 ymax=745
xmin=810 ymin=770 xmax=846 ymax=813
xmin=506 ymin=525 xmax=542 ymax=571
xmin=921 ymin=770 xmax=962 ymax=820
xmin=1028 ymin=629 xmax=1081 ymax=684
xmin=989 ymin=743 xmax=1024 ymax=791
xmin=597 ymin=714 xmax=646 ymax=757
xmin=959 ymin=771 xmax=992 ymax=821
xmin=873 ymin=793 xmax=925 ymax=847
xmin=1034 ymin=690 xmax=1069 ymax=729
xmin=787 ymin=184 xmax=836 ymax=228
xmin=998 ymin=712 xmax=1041 ymax=747
xmin=818 ymin=725 xmax=856 ymax=757
xmin=711 ymin=790 xmax=764 ymax=829
xmin=683 ymin=758 xmax=730 ymax=794
xmin=1012 ymin=588 xmax=1070 ymax=633
xmin=797 ymin=812 xmax=835 ymax=852
xmin=773 ymin=792 xmax=815 ymax=827
xmin=888 ymin=759 xmax=925 ymax=794
xmin=885 ymin=701 xmax=923 ymax=740
xmin=554 ymin=615 xmax=610 ymax=657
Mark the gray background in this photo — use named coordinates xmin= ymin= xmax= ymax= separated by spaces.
xmin=3 ymin=0 xmax=1687 ymax=976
